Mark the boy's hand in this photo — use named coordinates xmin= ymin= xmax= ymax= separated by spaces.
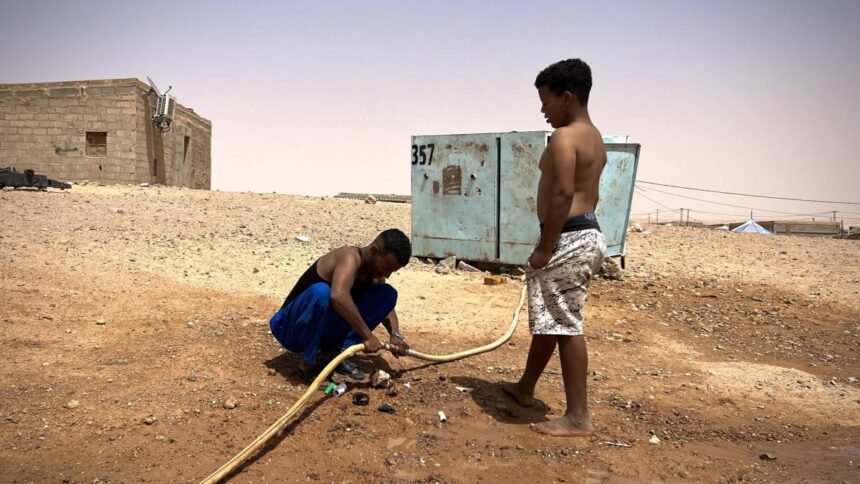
xmin=363 ymin=334 xmax=383 ymax=353
xmin=528 ymin=248 xmax=552 ymax=270
xmin=388 ymin=334 xmax=409 ymax=357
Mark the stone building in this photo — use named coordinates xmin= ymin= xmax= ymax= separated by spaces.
xmin=0 ymin=78 xmax=211 ymax=189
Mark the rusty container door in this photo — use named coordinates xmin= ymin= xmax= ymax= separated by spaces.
xmin=497 ymin=131 xmax=549 ymax=264
xmin=595 ymin=143 xmax=640 ymax=260
xmin=410 ymin=134 xmax=499 ymax=261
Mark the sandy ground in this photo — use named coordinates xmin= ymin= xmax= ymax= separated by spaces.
xmin=1 ymin=185 xmax=858 ymax=484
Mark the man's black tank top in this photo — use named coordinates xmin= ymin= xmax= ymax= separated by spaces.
xmin=280 ymin=247 xmax=374 ymax=310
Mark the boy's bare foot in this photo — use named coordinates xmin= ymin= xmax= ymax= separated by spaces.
xmin=530 ymin=415 xmax=593 ymax=437
xmin=501 ymin=381 xmax=535 ymax=407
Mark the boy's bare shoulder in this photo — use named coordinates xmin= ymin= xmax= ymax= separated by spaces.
xmin=549 ymin=124 xmax=595 ymax=154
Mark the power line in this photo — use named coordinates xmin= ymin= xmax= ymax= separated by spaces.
xmin=638 ymin=180 xmax=860 ymax=205
xmin=636 ymin=184 xmax=833 ymax=216
xmin=633 ymin=188 xmax=678 ymax=212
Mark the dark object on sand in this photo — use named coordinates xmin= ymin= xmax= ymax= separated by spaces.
xmin=0 ymin=167 xmax=71 ymax=190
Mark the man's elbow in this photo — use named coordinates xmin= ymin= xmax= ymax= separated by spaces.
xmin=554 ymin=190 xmax=575 ymax=203
xmin=329 ymin=290 xmax=348 ymax=308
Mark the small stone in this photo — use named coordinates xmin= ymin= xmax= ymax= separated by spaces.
xmin=365 ymin=195 xmax=377 ymax=204
xmin=295 ymin=235 xmax=311 ymax=243
xmin=371 ymin=369 xmax=391 ymax=388
xmin=386 ymin=385 xmax=398 ymax=397
xmin=516 ymin=444 xmax=525 ymax=450
xmin=648 ymin=435 xmax=661 ymax=445
xmin=483 ymin=275 xmax=507 ymax=286
xmin=139 ymin=183 xmax=149 ymax=187
xmin=377 ymin=403 xmax=395 ymax=414
xmin=386 ymin=458 xmax=396 ymax=466
xmin=144 ymin=415 xmax=157 ymax=425
xmin=759 ymin=453 xmax=777 ymax=461
xmin=439 ymin=256 xmax=457 ymax=268
xmin=267 ymin=368 xmax=277 ymax=376
xmin=457 ymin=261 xmax=480 ymax=272
xmin=96 ymin=319 xmax=106 ymax=325
xmin=252 ymin=267 xmax=259 ymax=274
xmin=65 ymin=400 xmax=80 ymax=409
xmin=224 ymin=397 xmax=238 ymax=410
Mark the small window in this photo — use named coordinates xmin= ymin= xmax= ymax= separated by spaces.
xmin=86 ymin=132 xmax=107 ymax=157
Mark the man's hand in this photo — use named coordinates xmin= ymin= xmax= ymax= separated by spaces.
xmin=388 ymin=334 xmax=410 ymax=357
xmin=363 ymin=334 xmax=383 ymax=353
xmin=528 ymin=247 xmax=552 ymax=270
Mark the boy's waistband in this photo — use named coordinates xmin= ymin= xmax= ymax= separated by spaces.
xmin=540 ymin=212 xmax=601 ymax=234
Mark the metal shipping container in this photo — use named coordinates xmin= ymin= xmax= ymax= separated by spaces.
xmin=411 ymin=131 xmax=640 ymax=266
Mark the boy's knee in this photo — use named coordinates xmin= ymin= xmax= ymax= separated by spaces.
xmin=377 ymin=283 xmax=397 ymax=307
xmin=306 ymin=282 xmax=331 ymax=301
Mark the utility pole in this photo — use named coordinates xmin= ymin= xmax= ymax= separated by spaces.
xmin=648 ymin=213 xmax=651 ymax=225
xmin=833 ymin=211 xmax=836 ymax=222
xmin=679 ymin=208 xmax=684 ymax=226
xmin=656 ymin=209 xmax=659 ymax=224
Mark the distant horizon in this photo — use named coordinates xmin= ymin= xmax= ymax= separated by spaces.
xmin=2 ymin=0 xmax=858 ymax=222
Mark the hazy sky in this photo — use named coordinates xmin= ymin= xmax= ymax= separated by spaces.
xmin=2 ymin=0 xmax=858 ymax=222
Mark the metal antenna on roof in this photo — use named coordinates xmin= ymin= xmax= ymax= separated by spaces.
xmin=146 ymin=76 xmax=175 ymax=133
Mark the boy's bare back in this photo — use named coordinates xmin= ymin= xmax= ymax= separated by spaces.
xmin=536 ymin=122 xmax=606 ymax=224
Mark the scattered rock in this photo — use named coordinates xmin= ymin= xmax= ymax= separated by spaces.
xmin=483 ymin=275 xmax=507 ymax=286
xmin=223 ymin=397 xmax=238 ymax=410
xmin=598 ymin=257 xmax=624 ymax=281
xmin=759 ymin=453 xmax=777 ymax=461
xmin=630 ymin=223 xmax=644 ymax=233
xmin=371 ymin=369 xmax=391 ymax=388
xmin=252 ymin=267 xmax=259 ymax=273
xmin=143 ymin=415 xmax=157 ymax=425
xmin=365 ymin=195 xmax=377 ymax=204
xmin=516 ymin=444 xmax=525 ymax=450
xmin=386 ymin=385 xmax=398 ymax=397
xmin=439 ymin=256 xmax=457 ymax=268
xmin=457 ymin=261 xmax=480 ymax=272
xmin=648 ymin=435 xmax=661 ymax=445
xmin=377 ymin=403 xmax=395 ymax=414
xmin=96 ymin=319 xmax=106 ymax=325
xmin=64 ymin=400 xmax=80 ymax=409
xmin=295 ymin=235 xmax=311 ymax=243
xmin=139 ymin=183 xmax=149 ymax=187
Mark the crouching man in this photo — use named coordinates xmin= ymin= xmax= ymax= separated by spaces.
xmin=269 ymin=229 xmax=411 ymax=381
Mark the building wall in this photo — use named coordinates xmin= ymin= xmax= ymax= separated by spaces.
xmin=0 ymin=78 xmax=211 ymax=189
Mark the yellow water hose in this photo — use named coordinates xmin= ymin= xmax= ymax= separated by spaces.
xmin=201 ymin=285 xmax=527 ymax=484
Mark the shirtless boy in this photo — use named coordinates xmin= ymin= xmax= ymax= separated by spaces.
xmin=503 ymin=59 xmax=608 ymax=437
xmin=269 ymin=229 xmax=411 ymax=381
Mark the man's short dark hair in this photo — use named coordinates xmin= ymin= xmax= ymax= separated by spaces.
xmin=378 ymin=228 xmax=411 ymax=266
xmin=535 ymin=58 xmax=592 ymax=105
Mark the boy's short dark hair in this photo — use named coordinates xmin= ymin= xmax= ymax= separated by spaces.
xmin=378 ymin=228 xmax=411 ymax=266
xmin=535 ymin=59 xmax=592 ymax=105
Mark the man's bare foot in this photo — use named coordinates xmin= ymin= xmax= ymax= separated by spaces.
xmin=530 ymin=414 xmax=593 ymax=437
xmin=501 ymin=381 xmax=535 ymax=407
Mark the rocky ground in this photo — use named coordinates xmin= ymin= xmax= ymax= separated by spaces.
xmin=1 ymin=185 xmax=858 ymax=483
